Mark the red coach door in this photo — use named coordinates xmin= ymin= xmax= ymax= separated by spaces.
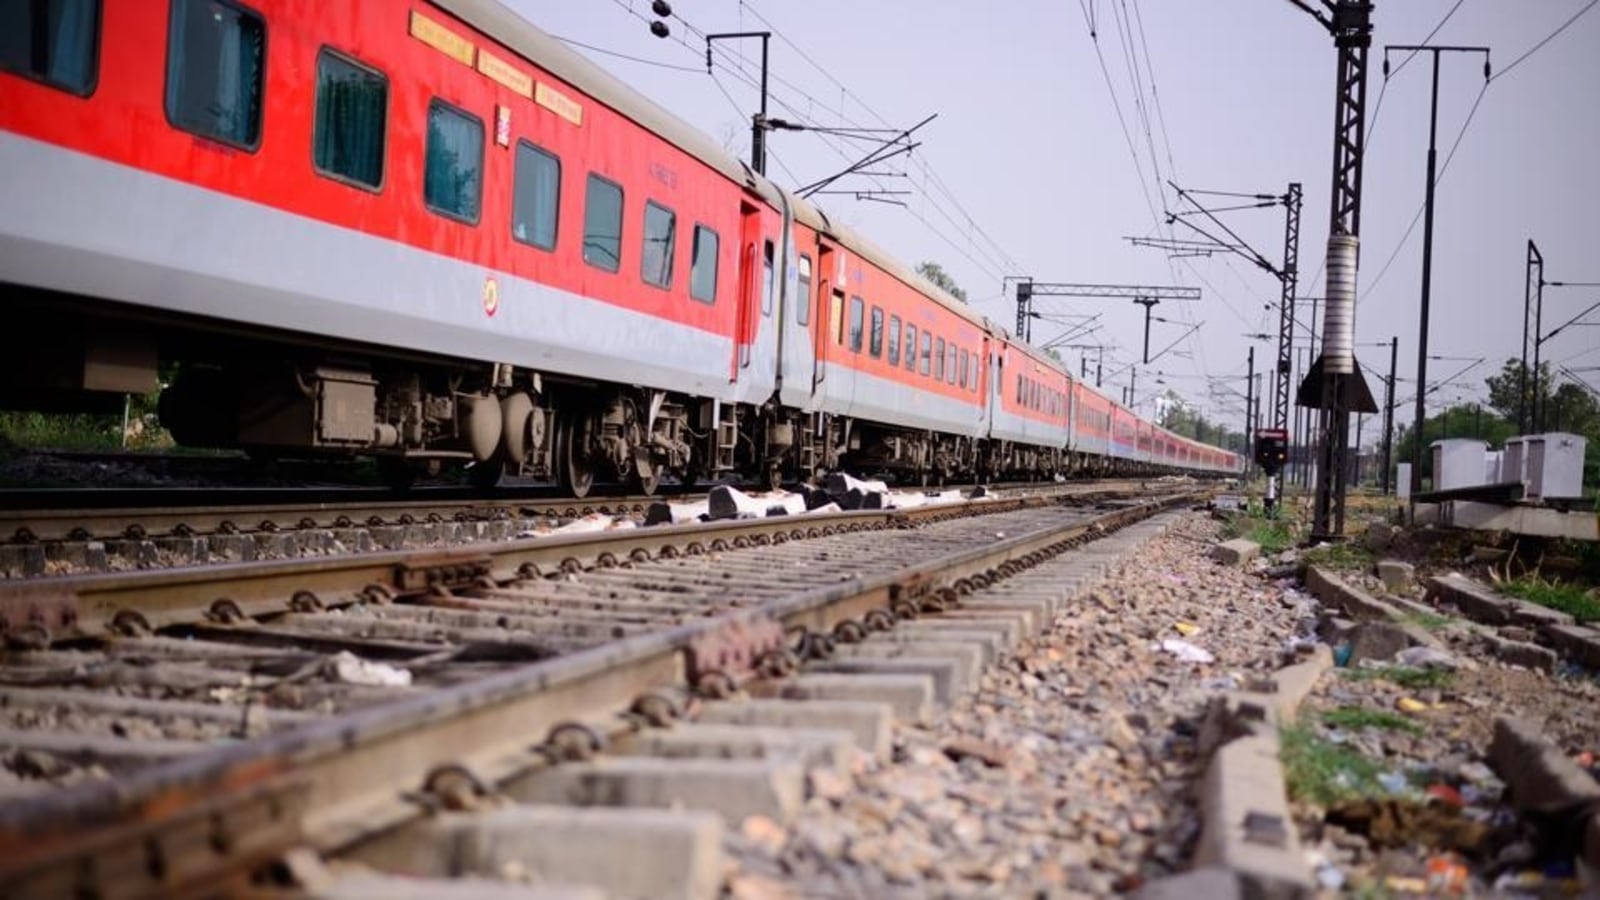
xmin=731 ymin=201 xmax=762 ymax=380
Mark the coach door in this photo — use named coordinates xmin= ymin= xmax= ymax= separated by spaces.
xmin=811 ymin=240 xmax=838 ymax=393
xmin=731 ymin=202 xmax=762 ymax=381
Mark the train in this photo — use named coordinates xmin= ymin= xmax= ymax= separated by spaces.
xmin=0 ymin=0 xmax=1243 ymax=495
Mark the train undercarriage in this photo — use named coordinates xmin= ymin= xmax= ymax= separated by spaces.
xmin=5 ymin=293 xmax=1179 ymax=495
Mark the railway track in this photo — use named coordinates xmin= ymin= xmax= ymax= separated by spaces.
xmin=0 ymin=479 xmax=1151 ymax=578
xmin=0 ymin=482 xmax=1206 ymax=899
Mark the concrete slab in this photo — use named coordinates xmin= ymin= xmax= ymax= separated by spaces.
xmin=895 ymin=618 xmax=1023 ymax=647
xmin=1375 ymin=559 xmax=1415 ymax=592
xmin=1489 ymin=716 xmax=1600 ymax=814
xmin=314 ymin=874 xmax=604 ymax=900
xmin=504 ymin=758 xmax=803 ymax=827
xmin=1439 ymin=500 xmax=1599 ymax=540
xmin=926 ymin=607 xmax=1035 ymax=636
xmin=1481 ymin=633 xmax=1558 ymax=673
xmin=1212 ymin=539 xmax=1260 ymax=567
xmin=831 ymin=641 xmax=982 ymax=691
xmin=751 ymin=672 xmax=933 ymax=723
xmin=611 ymin=723 xmax=854 ymax=774
xmin=807 ymin=655 xmax=967 ymax=702
xmin=1194 ymin=731 xmax=1314 ymax=897
xmin=1540 ymin=624 xmax=1600 ymax=669
xmin=695 ymin=698 xmax=892 ymax=760
xmin=443 ymin=805 xmax=722 ymax=900
xmin=864 ymin=628 xmax=1002 ymax=663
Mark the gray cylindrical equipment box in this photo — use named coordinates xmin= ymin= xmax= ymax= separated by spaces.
xmin=1483 ymin=450 xmax=1502 ymax=485
xmin=1430 ymin=439 xmax=1487 ymax=491
xmin=1525 ymin=432 xmax=1587 ymax=500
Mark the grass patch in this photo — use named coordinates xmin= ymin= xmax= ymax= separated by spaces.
xmin=1281 ymin=724 xmax=1385 ymax=806
xmin=1500 ymin=576 xmax=1600 ymax=624
xmin=1343 ymin=665 xmax=1454 ymax=691
xmin=1321 ymin=706 xmax=1421 ymax=734
xmin=1302 ymin=541 xmax=1375 ymax=571
xmin=1219 ymin=510 xmax=1297 ymax=554
xmin=1401 ymin=610 xmax=1454 ymax=631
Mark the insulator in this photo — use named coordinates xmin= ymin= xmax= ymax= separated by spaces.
xmin=1322 ymin=235 xmax=1358 ymax=374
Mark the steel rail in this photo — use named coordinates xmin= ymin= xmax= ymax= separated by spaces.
xmin=0 ymin=488 xmax=1202 ymax=898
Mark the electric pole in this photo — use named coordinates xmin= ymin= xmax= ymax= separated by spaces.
xmin=1289 ymin=0 xmax=1380 ymax=540
xmin=1384 ymin=43 xmax=1490 ymax=498
xmin=1383 ymin=335 xmax=1397 ymax=494
xmin=1246 ymin=346 xmax=1255 ymax=475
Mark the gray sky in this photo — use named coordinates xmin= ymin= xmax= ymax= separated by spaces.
xmin=514 ymin=0 xmax=1600 ymax=444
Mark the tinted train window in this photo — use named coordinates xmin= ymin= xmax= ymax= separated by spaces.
xmin=796 ymin=255 xmax=811 ymax=326
xmin=512 ymin=141 xmax=560 ymax=250
xmin=934 ymin=338 xmax=945 ymax=382
xmin=945 ymin=343 xmax=956 ymax=385
xmin=582 ymin=174 xmax=624 ymax=270
xmin=848 ymin=297 xmax=864 ymax=352
xmin=869 ymin=307 xmax=883 ymax=358
xmin=887 ymin=316 xmax=901 ymax=367
xmin=0 ymin=0 xmax=99 ymax=95
xmin=761 ymin=241 xmax=775 ymax=316
xmin=690 ymin=224 xmax=718 ymax=303
xmin=166 ymin=0 xmax=265 ymax=149
xmin=920 ymin=333 xmax=932 ymax=376
xmin=640 ymin=201 xmax=675 ymax=288
xmin=959 ymin=350 xmax=969 ymax=389
xmin=313 ymin=50 xmax=386 ymax=190
xmin=424 ymin=101 xmax=483 ymax=222
xmin=904 ymin=325 xmax=917 ymax=372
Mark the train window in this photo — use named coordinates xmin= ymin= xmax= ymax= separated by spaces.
xmin=796 ymin=255 xmax=811 ymax=326
xmin=512 ymin=141 xmax=560 ymax=250
xmin=0 ymin=0 xmax=99 ymax=95
xmin=887 ymin=316 xmax=901 ymax=367
xmin=958 ymin=350 xmax=969 ymax=389
xmin=945 ymin=344 xmax=956 ymax=385
xmin=1015 ymin=375 xmax=1022 ymax=404
xmin=313 ymin=50 xmax=387 ymax=191
xmin=689 ymin=224 xmax=718 ymax=303
xmin=640 ymin=201 xmax=675 ymax=288
xmin=165 ymin=0 xmax=265 ymax=150
xmin=582 ymin=174 xmax=624 ymax=270
xmin=868 ymin=307 xmax=884 ymax=358
xmin=920 ymin=333 xmax=932 ymax=376
xmin=831 ymin=293 xmax=845 ymax=345
xmin=904 ymin=325 xmax=917 ymax=372
xmin=761 ymin=241 xmax=775 ymax=316
xmin=423 ymin=100 xmax=484 ymax=223
xmin=848 ymin=297 xmax=864 ymax=352
xmin=934 ymin=338 xmax=945 ymax=382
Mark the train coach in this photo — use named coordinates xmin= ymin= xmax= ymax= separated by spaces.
xmin=0 ymin=0 xmax=1240 ymax=492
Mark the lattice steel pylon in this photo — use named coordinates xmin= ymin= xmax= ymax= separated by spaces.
xmin=1290 ymin=0 xmax=1378 ymax=540
xmin=1266 ymin=183 xmax=1302 ymax=513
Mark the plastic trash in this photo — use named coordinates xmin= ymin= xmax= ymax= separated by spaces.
xmin=1395 ymin=646 xmax=1458 ymax=670
xmin=1173 ymin=621 xmax=1202 ymax=636
xmin=1425 ymin=855 xmax=1469 ymax=895
xmin=1159 ymin=639 xmax=1215 ymax=664
xmin=327 ymin=651 xmax=412 ymax=687
xmin=1376 ymin=770 xmax=1410 ymax=794
xmin=1395 ymin=696 xmax=1429 ymax=713
xmin=1425 ymin=783 xmax=1466 ymax=807
xmin=1333 ymin=643 xmax=1354 ymax=667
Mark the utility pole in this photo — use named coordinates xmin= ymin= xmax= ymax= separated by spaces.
xmin=1012 ymin=280 xmax=1200 ymax=357
xmin=1246 ymin=346 xmax=1255 ymax=474
xmin=1382 ymin=335 xmax=1397 ymax=494
xmin=1290 ymin=0 xmax=1380 ymax=540
xmin=705 ymin=31 xmax=773 ymax=175
xmin=1521 ymin=241 xmax=1542 ymax=434
xmin=1384 ymin=43 xmax=1490 ymax=498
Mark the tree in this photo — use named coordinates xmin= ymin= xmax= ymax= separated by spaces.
xmin=1483 ymin=357 xmax=1553 ymax=423
xmin=915 ymin=261 xmax=967 ymax=303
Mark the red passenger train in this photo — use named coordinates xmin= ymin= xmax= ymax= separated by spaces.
xmin=0 ymin=0 xmax=1242 ymax=493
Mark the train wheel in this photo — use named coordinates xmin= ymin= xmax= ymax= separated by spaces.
xmin=632 ymin=456 xmax=661 ymax=496
xmin=559 ymin=415 xmax=596 ymax=499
